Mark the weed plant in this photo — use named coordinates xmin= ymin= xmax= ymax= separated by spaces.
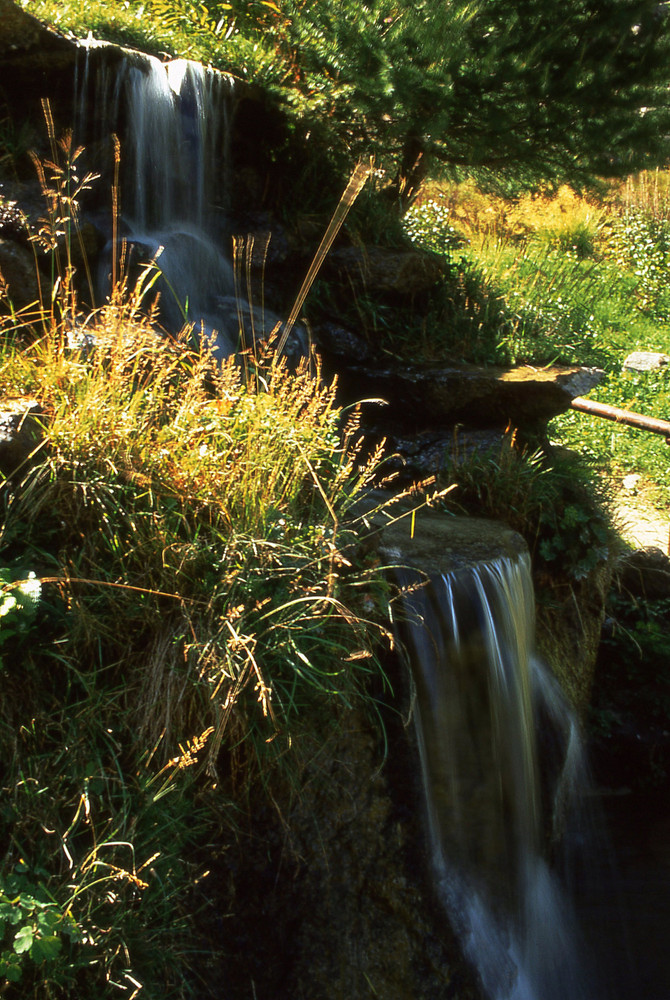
xmin=438 ymin=432 xmax=613 ymax=584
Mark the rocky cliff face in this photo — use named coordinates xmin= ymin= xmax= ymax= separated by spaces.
xmin=0 ymin=0 xmax=78 ymax=131
xmin=213 ymin=704 xmax=481 ymax=1000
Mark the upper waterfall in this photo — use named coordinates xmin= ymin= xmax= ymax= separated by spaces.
xmin=76 ymin=42 xmax=233 ymax=235
xmin=74 ymin=43 xmax=238 ymax=351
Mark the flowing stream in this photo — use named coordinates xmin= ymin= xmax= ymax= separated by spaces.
xmin=398 ymin=553 xmax=605 ymax=1000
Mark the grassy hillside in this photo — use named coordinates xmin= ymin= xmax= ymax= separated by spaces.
xmin=400 ymin=176 xmax=670 ymax=511
xmin=0 ymin=132 xmax=405 ymax=996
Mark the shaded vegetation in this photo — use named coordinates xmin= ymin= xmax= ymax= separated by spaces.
xmin=590 ymin=586 xmax=670 ymax=788
xmin=437 ymin=436 xmax=613 ymax=585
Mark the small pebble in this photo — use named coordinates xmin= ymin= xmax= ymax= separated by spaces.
xmin=622 ymin=473 xmax=641 ymax=491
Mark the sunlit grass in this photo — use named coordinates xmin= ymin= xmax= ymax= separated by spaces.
xmin=402 ymin=178 xmax=670 ymax=510
xmin=0 ymin=129 xmax=396 ymax=997
xmin=0 ymin=286 xmax=398 ymax=992
xmin=19 ymin=0 xmax=289 ymax=84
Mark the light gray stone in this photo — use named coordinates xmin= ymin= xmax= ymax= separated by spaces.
xmin=623 ymin=351 xmax=670 ymax=372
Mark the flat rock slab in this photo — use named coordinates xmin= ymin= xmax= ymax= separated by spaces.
xmin=341 ymin=362 xmax=604 ymax=431
xmin=378 ymin=508 xmax=527 ymax=577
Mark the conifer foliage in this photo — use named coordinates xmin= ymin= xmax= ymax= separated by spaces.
xmin=220 ymin=0 xmax=670 ymax=195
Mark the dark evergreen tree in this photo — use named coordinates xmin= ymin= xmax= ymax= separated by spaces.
xmin=227 ymin=0 xmax=670 ymax=200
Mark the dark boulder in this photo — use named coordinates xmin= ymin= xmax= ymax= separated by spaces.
xmin=325 ymin=245 xmax=446 ymax=297
xmin=0 ymin=238 xmax=40 ymax=311
xmin=617 ymin=546 xmax=670 ymax=601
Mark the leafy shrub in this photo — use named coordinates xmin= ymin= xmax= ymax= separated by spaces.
xmin=537 ymin=502 xmax=610 ymax=581
xmin=402 ymin=197 xmax=467 ymax=261
xmin=439 ymin=435 xmax=613 ymax=583
xmin=610 ymin=210 xmax=670 ymax=319
xmin=0 ymin=864 xmax=80 ymax=985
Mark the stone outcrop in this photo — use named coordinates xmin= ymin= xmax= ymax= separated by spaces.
xmin=0 ymin=0 xmax=79 ymax=129
xmin=331 ymin=359 xmax=604 ymax=478
xmin=375 ymin=502 xmax=611 ymax=717
xmin=535 ymin=558 xmax=613 ymax=714
xmin=0 ymin=0 xmax=74 ymax=56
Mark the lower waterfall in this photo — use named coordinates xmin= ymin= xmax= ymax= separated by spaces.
xmin=397 ymin=551 xmax=601 ymax=1000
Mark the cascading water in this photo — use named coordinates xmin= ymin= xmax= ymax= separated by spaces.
xmin=75 ymin=43 xmax=239 ymax=354
xmin=396 ymin=550 xmax=599 ymax=1000
xmin=76 ymin=42 xmax=232 ymax=234
xmin=73 ymin=42 xmax=308 ymax=361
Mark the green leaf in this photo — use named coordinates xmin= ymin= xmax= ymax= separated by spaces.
xmin=5 ymin=962 xmax=22 ymax=982
xmin=0 ymin=953 xmax=22 ymax=982
xmin=13 ymin=924 xmax=34 ymax=954
xmin=36 ymin=909 xmax=59 ymax=933
xmin=30 ymin=934 xmax=62 ymax=963
xmin=60 ymin=915 xmax=84 ymax=943
xmin=7 ymin=907 xmax=25 ymax=926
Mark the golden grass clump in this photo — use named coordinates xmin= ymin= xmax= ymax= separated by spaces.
xmin=616 ymin=168 xmax=670 ymax=221
xmin=419 ymin=179 xmax=606 ymax=254
xmin=1 ymin=276 xmax=391 ymax=756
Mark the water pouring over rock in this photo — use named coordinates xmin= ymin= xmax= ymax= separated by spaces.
xmin=384 ymin=511 xmax=599 ymax=1000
